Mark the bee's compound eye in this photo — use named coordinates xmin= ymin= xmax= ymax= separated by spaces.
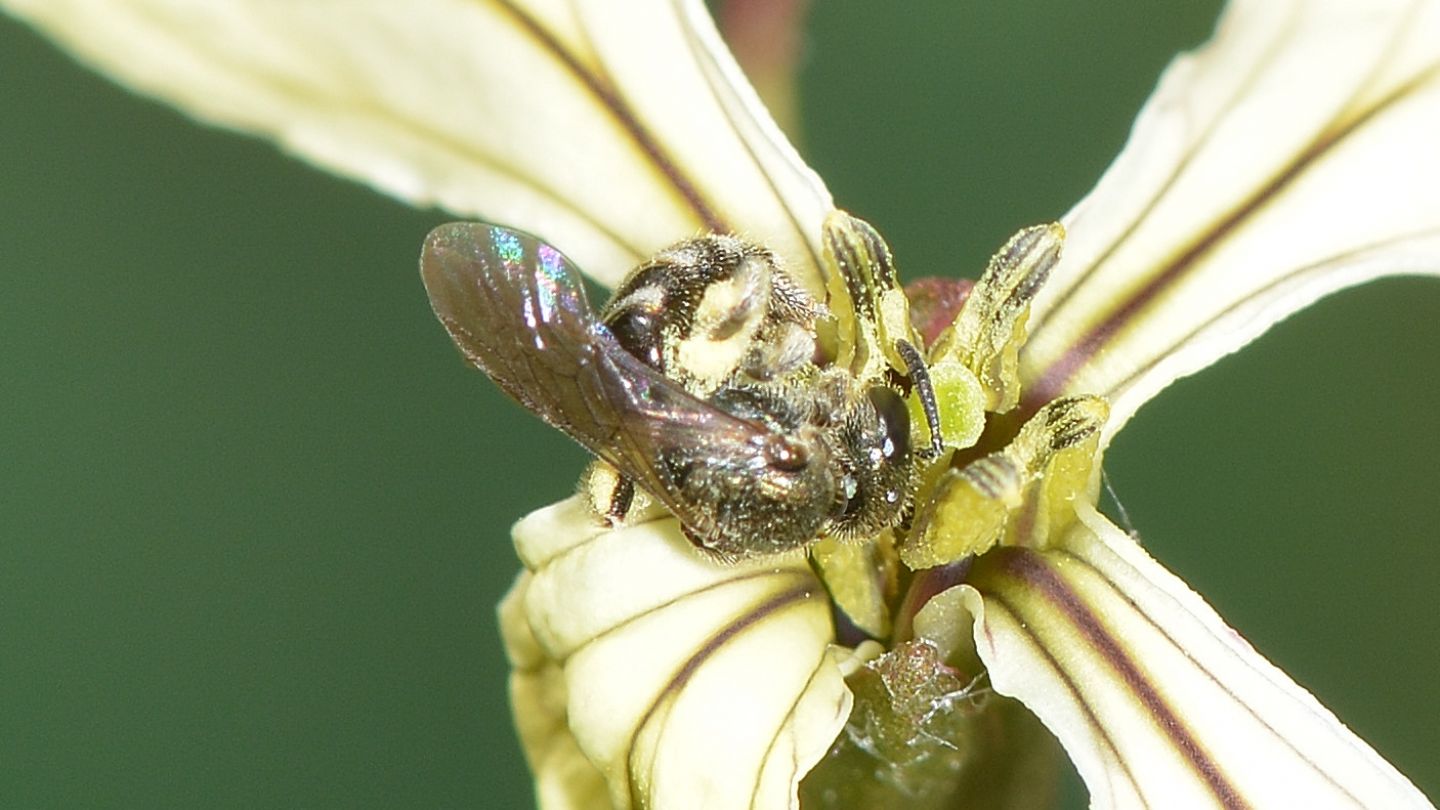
xmin=866 ymin=386 xmax=910 ymax=461
xmin=764 ymin=436 xmax=812 ymax=471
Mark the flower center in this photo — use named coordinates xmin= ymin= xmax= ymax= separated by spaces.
xmin=812 ymin=222 xmax=1110 ymax=645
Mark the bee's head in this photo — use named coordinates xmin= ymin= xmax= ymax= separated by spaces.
xmin=826 ymin=385 xmax=914 ymax=539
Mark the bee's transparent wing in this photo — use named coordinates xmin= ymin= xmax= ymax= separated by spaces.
xmin=420 ymin=222 xmax=771 ymax=537
xmin=3 ymin=0 xmax=833 ymax=292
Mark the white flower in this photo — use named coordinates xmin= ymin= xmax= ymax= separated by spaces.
xmin=6 ymin=0 xmax=1437 ymax=807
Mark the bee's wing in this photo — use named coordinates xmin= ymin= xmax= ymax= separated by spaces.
xmin=420 ymin=222 xmax=770 ymax=534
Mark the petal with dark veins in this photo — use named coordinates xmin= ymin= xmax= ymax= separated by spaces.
xmin=1020 ymin=0 xmax=1440 ymax=437
xmin=508 ymin=497 xmax=853 ymax=810
xmin=954 ymin=501 xmax=1433 ymax=809
xmin=1 ymin=0 xmax=833 ymax=290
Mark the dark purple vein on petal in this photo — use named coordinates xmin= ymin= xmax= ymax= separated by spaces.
xmin=493 ymin=0 xmax=729 ymax=234
xmin=975 ymin=585 xmax=1141 ymax=806
xmin=1022 ymin=58 xmax=1440 ymax=416
xmin=547 ymin=567 xmax=814 ymax=664
xmin=1102 ymin=227 xmax=1440 ymax=407
xmin=628 ymin=580 xmax=824 ymax=804
xmin=1025 ymin=4 xmax=1301 ymax=340
xmin=973 ymin=547 xmax=1252 ymax=810
xmin=183 ymin=27 xmax=650 ymax=263
xmin=1057 ymin=542 xmax=1369 ymax=804
xmin=750 ymin=648 xmax=832 ymax=809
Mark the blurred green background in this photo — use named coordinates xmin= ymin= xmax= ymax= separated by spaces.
xmin=3 ymin=2 xmax=1437 ymax=807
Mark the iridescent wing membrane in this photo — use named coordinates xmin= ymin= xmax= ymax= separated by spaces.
xmin=420 ymin=222 xmax=777 ymax=540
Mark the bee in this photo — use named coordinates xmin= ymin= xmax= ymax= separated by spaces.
xmin=420 ymin=219 xmax=929 ymax=560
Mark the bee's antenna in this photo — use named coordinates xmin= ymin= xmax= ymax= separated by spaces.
xmin=895 ymin=339 xmax=943 ymax=457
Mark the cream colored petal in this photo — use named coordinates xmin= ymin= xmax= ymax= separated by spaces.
xmin=2 ymin=0 xmax=832 ymax=290
xmin=953 ymin=501 xmax=1433 ymax=809
xmin=501 ymin=573 xmax=611 ymax=810
xmin=1020 ymin=0 xmax=1440 ymax=437
xmin=511 ymin=497 xmax=851 ymax=810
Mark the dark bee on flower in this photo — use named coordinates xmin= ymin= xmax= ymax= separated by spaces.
xmin=420 ymin=217 xmax=928 ymax=560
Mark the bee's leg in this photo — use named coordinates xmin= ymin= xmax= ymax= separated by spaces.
xmin=679 ymin=523 xmax=741 ymax=565
xmin=580 ymin=461 xmax=636 ymax=526
xmin=607 ymin=478 xmax=636 ymax=523
xmin=895 ymin=338 xmax=944 ymax=457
